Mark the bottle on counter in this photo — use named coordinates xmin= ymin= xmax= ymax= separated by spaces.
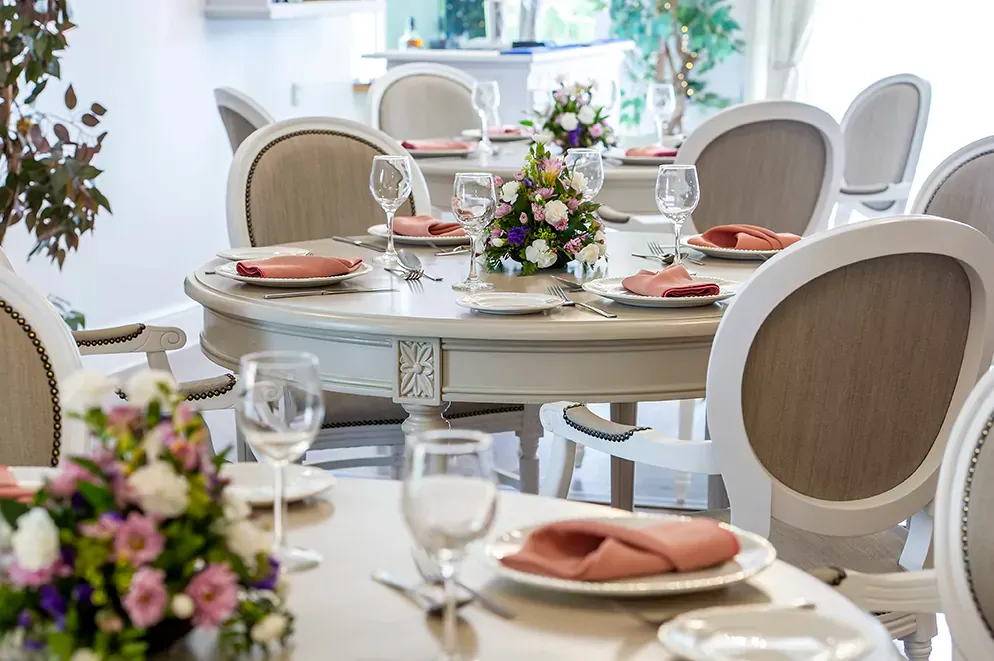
xmin=398 ymin=16 xmax=424 ymax=49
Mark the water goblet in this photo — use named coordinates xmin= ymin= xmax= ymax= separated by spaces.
xmin=369 ymin=155 xmax=413 ymax=266
xmin=647 ymin=82 xmax=677 ymax=145
xmin=655 ymin=164 xmax=700 ymax=266
xmin=472 ymin=80 xmax=500 ymax=155
xmin=565 ymin=148 xmax=604 ymax=200
xmin=451 ymin=172 xmax=497 ymax=291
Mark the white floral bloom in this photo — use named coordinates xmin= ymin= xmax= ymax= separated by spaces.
xmin=577 ymin=105 xmax=597 ymax=125
xmin=544 ymin=200 xmax=570 ymax=226
xmin=70 ymin=650 xmax=101 ymax=661
xmin=62 ymin=371 xmax=118 ymax=414
xmin=532 ymin=130 xmax=554 ymax=145
xmin=491 ymin=237 xmax=505 ymax=247
xmin=568 ymin=171 xmax=588 ymax=193
xmin=577 ymin=243 xmax=601 ymax=265
xmin=499 ymin=181 xmax=519 ymax=204
xmin=594 ymin=230 xmax=608 ymax=256
xmin=225 ymin=520 xmax=270 ymax=564
xmin=251 ymin=614 xmax=288 ymax=644
xmin=573 ymin=83 xmax=585 ymax=95
xmin=558 ymin=112 xmax=579 ymax=132
xmin=129 ymin=461 xmax=190 ymax=518
xmin=222 ymin=490 xmax=251 ymax=522
xmin=524 ymin=240 xmax=557 ymax=269
xmin=12 ymin=508 xmax=60 ymax=571
xmin=171 ymin=594 xmax=195 ymax=619
xmin=125 ymin=370 xmax=178 ymax=408
xmin=276 ymin=576 xmax=291 ymax=599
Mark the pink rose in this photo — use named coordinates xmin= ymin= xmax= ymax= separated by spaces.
xmin=123 ymin=567 xmax=168 ymax=629
xmin=554 ymin=89 xmax=569 ymax=104
xmin=114 ymin=512 xmax=165 ymax=565
xmin=493 ymin=175 xmax=504 ymax=187
xmin=514 ymin=171 xmax=525 ymax=181
xmin=185 ymin=563 xmax=239 ymax=628
xmin=519 ymin=212 xmax=528 ymax=224
xmin=106 ymin=406 xmax=141 ymax=431
xmin=48 ymin=461 xmax=96 ymax=498
xmin=169 ymin=439 xmax=200 ymax=471
xmin=589 ymin=123 xmax=605 ymax=138
xmin=564 ymin=237 xmax=584 ymax=255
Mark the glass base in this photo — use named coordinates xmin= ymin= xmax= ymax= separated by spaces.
xmin=275 ymin=545 xmax=322 ymax=573
xmin=475 ymin=141 xmax=497 ymax=156
xmin=451 ymin=279 xmax=494 ymax=292
xmin=375 ymin=251 xmax=398 ymax=266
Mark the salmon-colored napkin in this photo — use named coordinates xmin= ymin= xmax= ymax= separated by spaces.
xmin=490 ymin=125 xmax=528 ymax=136
xmin=0 ymin=467 xmax=34 ymax=503
xmin=236 ymin=255 xmax=363 ymax=279
xmin=393 ymin=215 xmax=467 ymax=238
xmin=401 ymin=139 xmax=473 ymax=151
xmin=622 ymin=264 xmax=721 ymax=298
xmin=500 ymin=518 xmax=740 ymax=581
xmin=625 ymin=145 xmax=678 ymax=158
xmin=688 ymin=224 xmax=801 ymax=251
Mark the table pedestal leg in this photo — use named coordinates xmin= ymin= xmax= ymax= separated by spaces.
xmin=401 ymin=403 xmax=450 ymax=442
xmin=610 ymin=403 xmax=637 ymax=511
xmin=518 ymin=405 xmax=542 ymax=494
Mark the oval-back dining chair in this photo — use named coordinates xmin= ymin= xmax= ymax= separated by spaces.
xmin=214 ymin=87 xmax=275 ymax=154
xmin=911 ymin=135 xmax=994 ymax=242
xmin=368 ymin=63 xmax=480 ymax=140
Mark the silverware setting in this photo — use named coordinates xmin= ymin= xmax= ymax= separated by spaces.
xmin=610 ymin=598 xmax=816 ymax=629
xmin=548 ymin=284 xmax=617 ymax=319
xmin=263 ymin=287 xmax=397 ymax=300
xmin=331 ymin=236 xmax=387 ymax=253
xmin=398 ymin=249 xmax=443 ymax=282
xmin=551 ymin=275 xmax=585 ymax=291
xmin=370 ymin=571 xmax=472 ymax=617
xmin=386 ymin=268 xmax=424 ymax=282
xmin=433 ymin=246 xmax=471 ymax=256
xmin=411 ymin=547 xmax=515 ymax=620
xmin=647 ymin=241 xmax=704 ymax=265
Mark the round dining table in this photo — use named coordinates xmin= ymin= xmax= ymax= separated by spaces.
xmin=174 ymin=478 xmax=900 ymax=660
xmin=416 ymin=143 xmax=661 ymax=214
xmin=185 ymin=231 xmax=758 ymax=503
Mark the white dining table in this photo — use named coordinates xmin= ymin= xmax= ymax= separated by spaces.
xmin=171 ymin=478 xmax=900 ymax=661
xmin=185 ymin=232 xmax=758 ymax=505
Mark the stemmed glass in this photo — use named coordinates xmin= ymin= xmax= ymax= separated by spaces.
xmin=402 ymin=430 xmax=498 ymax=661
xmin=655 ymin=165 xmax=700 ymax=266
xmin=236 ymin=351 xmax=325 ymax=573
xmin=471 ymin=81 xmax=500 ymax=155
xmin=565 ymin=148 xmax=604 ymax=200
xmin=369 ymin=155 xmax=413 ymax=266
xmin=647 ymin=82 xmax=677 ymax=145
xmin=451 ymin=172 xmax=496 ymax=291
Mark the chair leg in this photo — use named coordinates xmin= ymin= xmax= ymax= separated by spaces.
xmin=539 ymin=434 xmax=576 ymax=498
xmin=900 ymin=507 xmax=934 ymax=571
xmin=902 ymin=614 xmax=937 ymax=661
xmin=388 ymin=444 xmax=404 ymax=480
xmin=573 ymin=444 xmax=586 ymax=468
xmin=833 ymin=202 xmax=854 ymax=227
xmin=675 ymin=399 xmax=697 ymax=505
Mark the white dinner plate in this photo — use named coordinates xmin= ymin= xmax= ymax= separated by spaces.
xmin=457 ymin=292 xmax=563 ymax=315
xmin=407 ymin=148 xmax=475 ymax=158
xmin=213 ymin=261 xmax=372 ymax=288
xmin=216 ymin=246 xmax=312 ymax=261
xmin=367 ymin=224 xmax=471 ymax=246
xmin=486 ymin=515 xmax=776 ymax=596
xmin=11 ymin=466 xmax=57 ymax=490
xmin=220 ymin=463 xmax=336 ymax=506
xmin=605 ymin=148 xmax=677 ymax=166
xmin=460 ymin=128 xmax=533 ymax=143
xmin=658 ymin=605 xmax=873 ymax=661
xmin=582 ymin=275 xmax=738 ymax=308
xmin=682 ymin=237 xmax=781 ymax=261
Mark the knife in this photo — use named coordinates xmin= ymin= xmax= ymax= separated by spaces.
xmin=264 ymin=288 xmax=397 ymax=300
xmin=331 ymin=236 xmax=387 ymax=252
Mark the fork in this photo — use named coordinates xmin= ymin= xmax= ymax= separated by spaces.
xmin=648 ymin=241 xmax=703 ymax=266
xmin=430 ymin=242 xmax=471 ymax=257
xmin=548 ymin=285 xmax=617 ymax=319
xmin=386 ymin=268 xmax=424 ymax=282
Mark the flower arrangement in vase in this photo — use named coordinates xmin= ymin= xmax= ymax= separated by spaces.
xmin=525 ymin=81 xmax=618 ymax=151
xmin=485 ymin=141 xmax=606 ymax=275
xmin=0 ymin=370 xmax=292 ymax=661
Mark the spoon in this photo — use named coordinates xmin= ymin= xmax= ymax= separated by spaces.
xmin=371 ymin=571 xmax=472 ymax=617
xmin=398 ymin=249 xmax=443 ymax=282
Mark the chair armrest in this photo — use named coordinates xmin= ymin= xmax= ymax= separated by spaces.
xmin=810 ymin=566 xmax=940 ymax=614
xmin=539 ymin=402 xmax=719 ymax=474
xmin=74 ymin=324 xmax=186 ymax=370
xmin=839 ymin=182 xmax=912 ymax=202
xmin=179 ymin=374 xmax=238 ymax=411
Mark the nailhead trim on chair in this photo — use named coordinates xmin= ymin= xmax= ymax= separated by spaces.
xmin=319 ymin=404 xmax=526 ymax=430
xmin=561 ymin=403 xmax=650 ymax=443
xmin=244 ymin=130 xmax=419 ymax=247
xmin=924 ymin=149 xmax=994 ymax=212
xmin=185 ymin=374 xmax=237 ymax=401
xmin=962 ymin=411 xmax=994 ymax=635
xmin=75 ymin=323 xmax=146 ymax=347
xmin=0 ymin=298 xmax=62 ymax=466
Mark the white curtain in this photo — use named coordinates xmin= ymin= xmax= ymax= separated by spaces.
xmin=766 ymin=0 xmax=818 ymax=99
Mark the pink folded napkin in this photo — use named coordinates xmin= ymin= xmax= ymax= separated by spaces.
xmin=490 ymin=125 xmax=528 ymax=136
xmin=688 ymin=224 xmax=801 ymax=251
xmin=500 ymin=518 xmax=740 ymax=581
xmin=0 ymin=467 xmax=34 ymax=503
xmin=622 ymin=264 xmax=721 ymax=298
xmin=236 ymin=255 xmax=363 ymax=279
xmin=393 ymin=215 xmax=467 ymax=237
xmin=401 ymin=139 xmax=473 ymax=151
xmin=625 ymin=145 xmax=678 ymax=158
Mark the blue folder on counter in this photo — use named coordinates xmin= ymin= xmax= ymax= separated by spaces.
xmin=499 ymin=38 xmax=628 ymax=55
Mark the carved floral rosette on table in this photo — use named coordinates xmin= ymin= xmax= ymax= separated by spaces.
xmin=484 ymin=142 xmax=606 ymax=275
xmin=526 ymin=81 xmax=617 ymax=151
xmin=0 ymin=370 xmax=293 ymax=661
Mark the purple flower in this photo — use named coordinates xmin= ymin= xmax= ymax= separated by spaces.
xmin=496 ymin=203 xmax=513 ymax=218
xmin=40 ymin=585 xmax=67 ymax=622
xmin=508 ymin=227 xmax=528 ymax=246
xmin=17 ymin=610 xmax=32 ymax=629
xmin=253 ymin=557 xmax=280 ymax=591
xmin=568 ymin=128 xmax=581 ymax=146
xmin=114 ymin=512 xmax=165 ymax=565
xmin=522 ymin=178 xmax=534 ymax=188
xmin=73 ymin=582 xmax=94 ymax=605
xmin=23 ymin=639 xmax=45 ymax=651
xmin=531 ymin=203 xmax=546 ymax=221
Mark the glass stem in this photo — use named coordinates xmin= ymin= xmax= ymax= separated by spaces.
xmin=273 ymin=462 xmax=286 ymax=550
xmin=480 ymin=113 xmax=492 ymax=153
xmin=655 ymin=117 xmax=665 ymax=144
xmin=385 ymin=209 xmax=397 ymax=258
xmin=442 ymin=567 xmax=458 ymax=658
xmin=466 ymin=234 xmax=481 ymax=283
xmin=672 ymin=219 xmax=684 ymax=266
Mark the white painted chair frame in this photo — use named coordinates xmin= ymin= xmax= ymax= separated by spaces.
xmin=911 ymin=135 xmax=994 ymax=218
xmin=213 ymin=87 xmax=275 ymax=146
xmin=836 ymin=74 xmax=932 ymax=223
xmin=226 ymin=116 xmax=432 ymax=249
xmin=367 ymin=62 xmax=476 ymax=133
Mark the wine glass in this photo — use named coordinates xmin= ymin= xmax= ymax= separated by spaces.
xmin=647 ymin=82 xmax=677 ymax=145
xmin=472 ymin=80 xmax=500 ymax=155
xmin=531 ymin=88 xmax=553 ymax=118
xmin=402 ymin=429 xmax=498 ymax=661
xmin=369 ymin=155 xmax=413 ymax=266
xmin=451 ymin=172 xmax=496 ymax=291
xmin=655 ymin=165 xmax=700 ymax=266
xmin=565 ymin=148 xmax=604 ymax=200
xmin=236 ymin=351 xmax=325 ymax=573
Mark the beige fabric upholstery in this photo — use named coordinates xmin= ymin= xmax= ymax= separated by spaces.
xmin=0 ymin=300 xmax=60 ymax=466
xmin=219 ymin=106 xmax=260 ymax=153
xmin=321 ymin=391 xmax=521 ymax=427
xmin=742 ymin=253 xmax=971 ymax=501
xmin=844 ymin=83 xmax=920 ymax=186
xmin=245 ymin=131 xmax=416 ymax=246
xmin=378 ymin=75 xmax=479 ymax=139
xmin=965 ymin=413 xmax=994 ymax=629
xmin=922 ymin=150 xmax=994 ymax=243
xmin=692 ymin=120 xmax=827 ymax=235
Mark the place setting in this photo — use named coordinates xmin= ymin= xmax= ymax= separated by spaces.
xmin=606 ymin=83 xmax=684 ymax=166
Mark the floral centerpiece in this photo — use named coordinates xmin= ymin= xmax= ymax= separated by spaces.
xmin=525 ymin=81 xmax=617 ymax=151
xmin=485 ymin=141 xmax=606 ymax=275
xmin=0 ymin=371 xmax=292 ymax=661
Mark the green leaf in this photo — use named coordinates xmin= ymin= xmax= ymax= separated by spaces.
xmin=69 ymin=456 xmax=105 ymax=479
xmin=0 ymin=498 xmax=29 ymax=527
xmin=77 ymin=481 xmax=115 ymax=514
xmin=46 ymin=631 xmax=74 ymax=661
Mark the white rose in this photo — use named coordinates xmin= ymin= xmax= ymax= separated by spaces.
xmin=499 ymin=181 xmax=519 ymax=204
xmin=222 ymin=490 xmax=251 ymax=522
xmin=70 ymin=650 xmax=101 ymax=661
xmin=544 ymin=200 xmax=570 ymax=226
xmin=124 ymin=370 xmax=178 ymax=408
xmin=11 ymin=508 xmax=60 ymax=571
xmin=250 ymin=614 xmax=287 ymax=644
xmin=568 ymin=171 xmax=588 ymax=192
xmin=129 ymin=461 xmax=189 ymax=518
xmin=171 ymin=594 xmax=195 ymax=620
xmin=594 ymin=230 xmax=608 ymax=256
xmin=558 ymin=112 xmax=579 ymax=132
xmin=62 ymin=371 xmax=118 ymax=414
xmin=577 ymin=105 xmax=597 ymax=125
xmin=532 ymin=130 xmax=554 ymax=145
xmin=577 ymin=243 xmax=601 ymax=265
xmin=225 ymin=520 xmax=270 ymax=563
xmin=524 ymin=240 xmax=557 ymax=269
xmin=491 ymin=237 xmax=505 ymax=247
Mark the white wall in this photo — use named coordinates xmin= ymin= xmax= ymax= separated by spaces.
xmin=2 ymin=0 xmax=379 ymax=368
